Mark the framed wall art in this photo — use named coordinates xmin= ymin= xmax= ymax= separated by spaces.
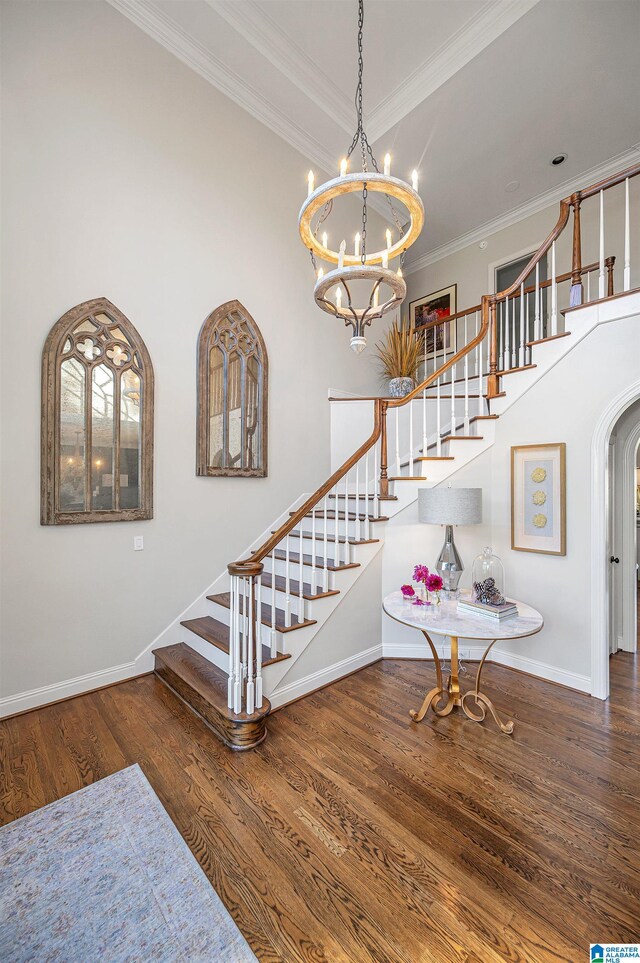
xmin=511 ymin=443 xmax=566 ymax=555
xmin=409 ymin=284 xmax=457 ymax=360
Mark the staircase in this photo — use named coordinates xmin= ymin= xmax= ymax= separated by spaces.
xmin=152 ymin=159 xmax=640 ymax=749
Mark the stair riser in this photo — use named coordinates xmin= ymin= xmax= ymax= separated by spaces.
xmin=296 ymin=517 xmax=377 ymax=539
xmin=265 ymin=556 xmax=337 ymax=589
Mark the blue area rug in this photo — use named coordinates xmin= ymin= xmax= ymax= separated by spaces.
xmin=0 ymin=764 xmax=257 ymax=962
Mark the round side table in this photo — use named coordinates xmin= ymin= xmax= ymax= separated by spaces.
xmin=383 ymin=591 xmax=544 ymax=734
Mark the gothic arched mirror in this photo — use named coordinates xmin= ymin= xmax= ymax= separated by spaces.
xmin=41 ymin=297 xmax=154 ymax=524
xmin=197 ymin=301 xmax=268 ymax=477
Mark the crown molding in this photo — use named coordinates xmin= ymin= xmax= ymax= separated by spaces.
xmin=404 ymin=144 xmax=640 ymax=276
xmin=206 ymin=0 xmax=353 ymax=135
xmin=105 ymin=0 xmax=338 ymax=175
xmin=367 ymin=0 xmax=541 ymax=143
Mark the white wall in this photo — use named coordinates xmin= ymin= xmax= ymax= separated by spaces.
xmin=0 ymin=0 xmax=387 ymax=705
xmin=382 ymin=307 xmax=640 ymax=689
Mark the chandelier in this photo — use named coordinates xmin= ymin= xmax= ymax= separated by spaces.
xmin=298 ymin=0 xmax=424 ymax=352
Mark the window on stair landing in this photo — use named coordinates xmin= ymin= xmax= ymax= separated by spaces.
xmin=197 ymin=301 xmax=268 ymax=477
xmin=41 ymin=298 xmax=154 ymax=525
xmin=495 ymin=251 xmax=548 ymax=366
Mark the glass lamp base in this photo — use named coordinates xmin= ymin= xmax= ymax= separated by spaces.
xmin=436 ymin=525 xmax=463 ymax=597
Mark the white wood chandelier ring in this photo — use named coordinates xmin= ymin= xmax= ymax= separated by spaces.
xmin=313 ymin=265 xmax=406 ymax=319
xmin=299 ymin=172 xmax=425 ymax=267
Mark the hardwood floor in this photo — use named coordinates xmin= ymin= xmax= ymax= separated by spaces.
xmin=1 ymin=654 xmax=639 ymax=962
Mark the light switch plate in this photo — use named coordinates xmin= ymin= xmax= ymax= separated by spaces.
xmin=134 ymin=536 xmax=144 ymax=551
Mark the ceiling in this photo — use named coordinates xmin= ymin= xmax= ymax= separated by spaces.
xmin=107 ymin=0 xmax=640 ymax=269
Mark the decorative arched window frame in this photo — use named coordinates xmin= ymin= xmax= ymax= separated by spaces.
xmin=197 ymin=300 xmax=268 ymax=477
xmin=41 ymin=297 xmax=154 ymax=525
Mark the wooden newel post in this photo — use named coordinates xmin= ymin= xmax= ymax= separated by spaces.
xmin=605 ymin=255 xmax=616 ymax=297
xmin=486 ymin=299 xmax=499 ymax=399
xmin=379 ymin=400 xmax=389 ymax=498
xmin=570 ymin=194 xmax=583 ymax=307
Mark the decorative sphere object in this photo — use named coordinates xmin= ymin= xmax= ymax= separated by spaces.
xmin=471 ymin=547 xmax=505 ymax=605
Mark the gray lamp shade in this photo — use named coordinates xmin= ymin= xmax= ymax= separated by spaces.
xmin=418 ymin=487 xmax=482 ymax=525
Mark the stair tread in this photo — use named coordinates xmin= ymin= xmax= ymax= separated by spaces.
xmin=499 ymin=363 xmax=536 ymax=376
xmin=181 ymin=616 xmax=291 ymax=665
xmin=390 ymin=476 xmax=427 ymax=481
xmin=260 ymin=570 xmax=340 ymax=600
xmin=153 ymin=643 xmax=270 ymax=722
xmin=416 ymin=456 xmax=454 ymax=461
xmin=442 ymin=434 xmax=484 ymax=442
xmin=273 ymin=548 xmax=360 ymax=571
xmin=207 ymin=593 xmax=317 ymax=633
xmin=277 ymin=529 xmax=380 ymax=547
xmin=526 ymin=331 xmax=571 ymax=347
xmin=303 ymin=510 xmax=388 ymax=522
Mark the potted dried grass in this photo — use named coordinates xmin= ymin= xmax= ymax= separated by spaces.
xmin=375 ymin=316 xmax=424 ymax=398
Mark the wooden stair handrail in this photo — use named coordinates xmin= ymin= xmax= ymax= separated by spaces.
xmin=229 ymin=161 xmax=640 ymax=574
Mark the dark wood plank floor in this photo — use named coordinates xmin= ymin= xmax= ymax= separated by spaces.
xmin=1 ymin=650 xmax=639 ymax=962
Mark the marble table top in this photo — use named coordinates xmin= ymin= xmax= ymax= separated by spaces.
xmin=383 ymin=590 xmax=544 ymax=641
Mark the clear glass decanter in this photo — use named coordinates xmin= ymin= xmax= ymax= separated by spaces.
xmin=471 ymin=546 xmax=505 ymax=604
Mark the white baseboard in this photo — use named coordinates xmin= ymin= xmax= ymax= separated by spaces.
xmin=0 ymin=657 xmax=151 ymax=719
xmin=268 ymin=643 xmax=383 ymax=710
xmin=381 ymin=642 xmax=591 ymax=694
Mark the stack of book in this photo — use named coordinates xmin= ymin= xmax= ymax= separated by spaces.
xmin=457 ymin=597 xmax=518 ymax=621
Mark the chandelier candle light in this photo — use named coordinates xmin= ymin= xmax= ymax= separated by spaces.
xmin=298 ymin=0 xmax=424 ymax=352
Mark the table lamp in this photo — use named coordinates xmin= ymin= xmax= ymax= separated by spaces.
xmin=418 ymin=487 xmax=482 ymax=596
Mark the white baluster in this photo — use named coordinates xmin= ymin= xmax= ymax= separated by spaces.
xmin=587 ymin=268 xmax=591 ymax=303
xmin=534 ymin=262 xmax=541 ymax=341
xmin=599 ymin=189 xmax=605 ymax=299
xmin=422 ymin=385 xmax=427 ymax=461
xmin=245 ymin=578 xmax=255 ymax=715
xmin=525 ymin=285 xmax=530 ymax=364
xmin=463 ymin=314 xmax=470 ymax=434
xmin=409 ymin=399 xmax=414 ymax=474
xmin=284 ymin=535 xmax=292 ymax=628
xmin=373 ymin=445 xmax=380 ymax=520
xmin=323 ymin=495 xmax=330 ymax=592
xmin=436 ymin=376 xmax=442 ymax=456
xmin=355 ymin=461 xmax=361 ymax=542
xmin=255 ymin=574 xmax=263 ymax=708
xmin=394 ymin=407 xmax=400 ymax=475
xmin=504 ymin=296 xmax=510 ymax=370
xmin=477 ymin=311 xmax=484 ymax=419
xmin=343 ymin=471 xmax=350 ymax=563
xmin=242 ymin=578 xmax=249 ymax=680
xmin=228 ymin=576 xmax=236 ymax=709
xmin=450 ymin=361 xmax=456 ymax=438
xmin=551 ymin=240 xmax=557 ymax=336
xmin=233 ymin=577 xmax=242 ymax=714
xmin=299 ymin=528 xmax=305 ymax=623
xmin=333 ymin=483 xmax=340 ymax=568
xmin=310 ymin=504 xmax=317 ymax=595
xmin=364 ymin=451 xmax=371 ymax=540
xmin=270 ymin=553 xmax=277 ymax=658
xmin=519 ymin=283 xmax=525 ymax=367
xmin=624 ymin=177 xmax=631 ymax=291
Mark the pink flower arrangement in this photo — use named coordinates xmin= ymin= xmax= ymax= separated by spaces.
xmin=399 ymin=564 xmax=444 ymax=606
